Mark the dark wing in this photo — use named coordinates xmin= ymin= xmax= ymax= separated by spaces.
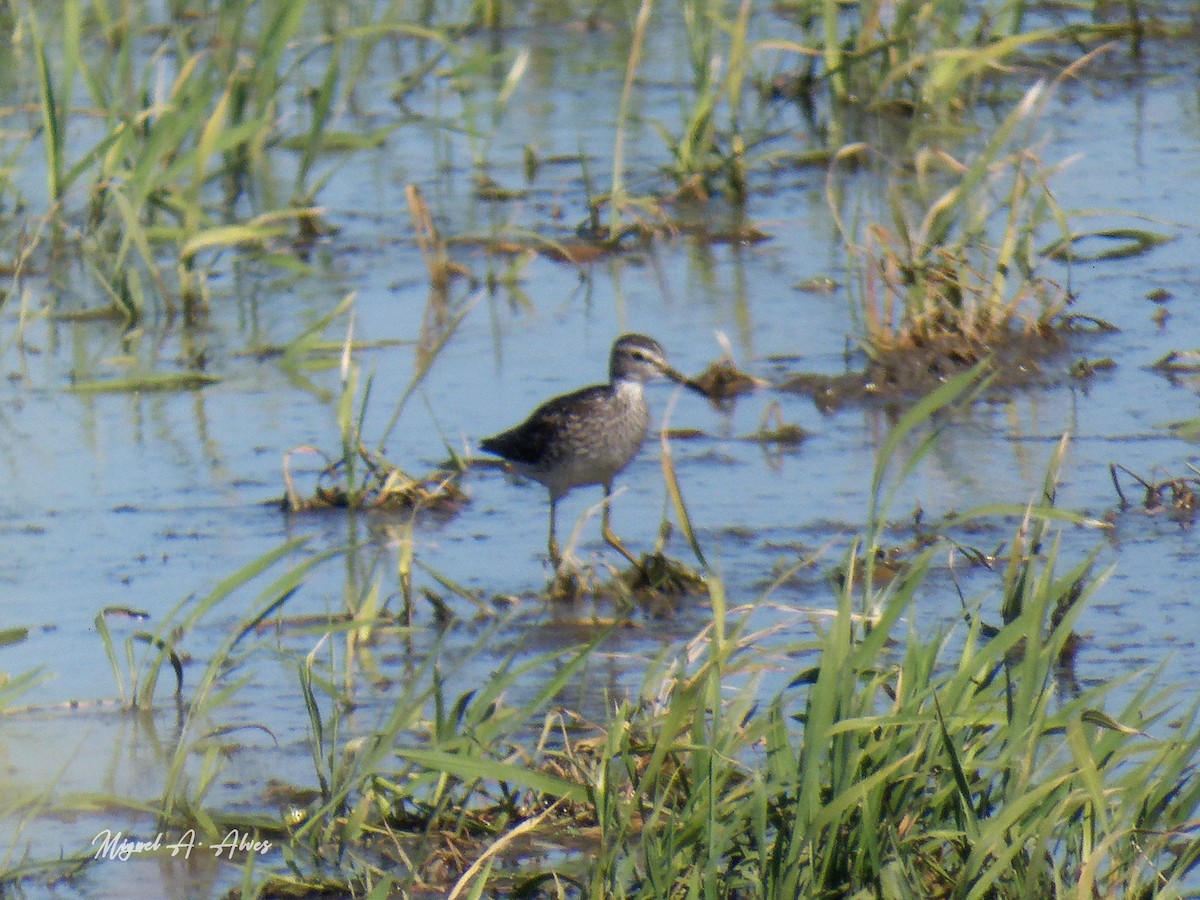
xmin=480 ymin=383 xmax=608 ymax=466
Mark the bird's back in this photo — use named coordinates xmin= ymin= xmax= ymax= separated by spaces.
xmin=481 ymin=381 xmax=650 ymax=497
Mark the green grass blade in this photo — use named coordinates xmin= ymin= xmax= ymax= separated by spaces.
xmin=29 ymin=16 xmax=62 ymax=201
xmin=392 ymin=747 xmax=585 ymax=803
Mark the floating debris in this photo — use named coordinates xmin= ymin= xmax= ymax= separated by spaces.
xmin=281 ymin=444 xmax=467 ymax=513
xmin=742 ymin=400 xmax=808 ymax=446
xmin=1165 ymin=419 xmax=1200 ymax=441
xmin=794 ymin=276 xmax=840 ymax=295
xmin=1150 ymin=350 xmax=1200 ymax=374
xmin=684 ymin=331 xmax=770 ymax=402
xmin=835 ymin=546 xmax=911 ymax=589
xmin=663 ymin=427 xmax=707 ymax=441
xmin=682 ymin=222 xmax=771 ymax=245
xmin=0 ymin=626 xmax=29 ymax=647
xmin=687 ymin=358 xmax=768 ymax=401
xmin=456 ymin=234 xmax=613 ymax=267
xmin=1068 ymin=357 xmax=1116 ymax=379
xmin=67 ymin=372 xmax=220 ymax=393
xmin=473 ymin=175 xmax=529 ymax=202
xmin=1109 ymin=463 xmax=1200 ymax=515
xmin=1041 ymin=227 xmax=1173 ymax=262
xmin=1060 ymin=314 xmax=1120 ymax=334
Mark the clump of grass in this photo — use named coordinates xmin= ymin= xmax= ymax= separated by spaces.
xmin=281 ymin=443 xmax=466 ymax=513
xmin=622 ymin=550 xmax=708 ymax=596
xmin=655 ymin=0 xmax=755 ymax=202
xmin=830 ymin=80 xmax=1074 ymax=359
xmin=10 ymin=3 xmax=468 ymax=326
xmin=602 ymin=0 xmax=763 ymax=235
xmin=1109 ymin=462 xmax=1200 ymax=516
xmin=545 ymin=405 xmax=715 ymax=604
xmin=17 ymin=2 xmax=324 ymax=321
xmin=766 ymin=0 xmax=1150 ymax=120
xmin=687 ymin=336 xmax=771 ymax=402
xmin=280 ymin=293 xmax=470 ymax=515
xmin=531 ymin=520 xmax=710 ymax=607
xmin=539 ymin=549 xmax=707 ymax=605
xmin=545 ymin=537 xmax=1198 ymax=897
xmin=272 ymin=625 xmax=606 ymax=895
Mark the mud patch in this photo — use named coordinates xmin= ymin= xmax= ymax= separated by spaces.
xmin=777 ymin=326 xmax=1108 ymax=411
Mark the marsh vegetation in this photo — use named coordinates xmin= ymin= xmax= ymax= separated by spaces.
xmin=1 ymin=0 xmax=1198 ymax=897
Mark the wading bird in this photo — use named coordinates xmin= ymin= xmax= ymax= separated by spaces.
xmin=480 ymin=333 xmax=692 ymax=569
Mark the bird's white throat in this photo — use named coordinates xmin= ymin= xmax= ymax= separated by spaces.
xmin=613 ymin=378 xmax=646 ymax=400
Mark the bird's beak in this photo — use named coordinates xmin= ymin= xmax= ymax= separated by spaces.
xmin=662 ymin=364 xmax=688 ymax=384
xmin=662 ymin=364 xmax=710 ymax=398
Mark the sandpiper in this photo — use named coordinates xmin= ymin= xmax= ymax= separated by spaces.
xmin=480 ymin=334 xmax=690 ymax=568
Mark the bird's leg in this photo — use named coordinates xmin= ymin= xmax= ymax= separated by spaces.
xmin=548 ymin=495 xmax=562 ymax=568
xmin=546 ymin=494 xmax=586 ymax=597
xmin=601 ymin=482 xmax=641 ymax=570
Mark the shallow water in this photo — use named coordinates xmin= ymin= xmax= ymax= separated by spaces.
xmin=1 ymin=6 xmax=1199 ymax=895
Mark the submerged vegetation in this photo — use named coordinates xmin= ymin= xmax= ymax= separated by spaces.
xmin=1 ymin=0 xmax=1198 ymax=897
